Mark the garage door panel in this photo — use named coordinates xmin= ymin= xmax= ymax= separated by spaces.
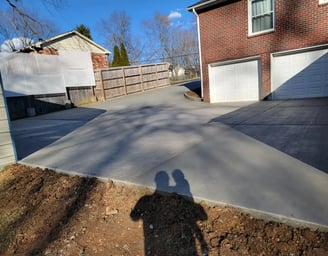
xmin=272 ymin=50 xmax=328 ymax=99
xmin=209 ymin=59 xmax=260 ymax=103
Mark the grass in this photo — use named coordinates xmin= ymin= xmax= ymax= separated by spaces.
xmin=0 ymin=208 xmax=24 ymax=251
xmin=0 ymin=164 xmax=12 ymax=173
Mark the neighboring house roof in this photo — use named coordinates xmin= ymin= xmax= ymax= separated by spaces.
xmin=187 ymin=0 xmax=232 ymax=12
xmin=34 ymin=30 xmax=110 ymax=55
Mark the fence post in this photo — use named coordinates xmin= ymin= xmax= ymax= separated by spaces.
xmin=100 ymin=70 xmax=106 ymax=101
xmin=155 ymin=64 xmax=159 ymax=83
xmin=139 ymin=65 xmax=144 ymax=92
xmin=122 ymin=67 xmax=127 ymax=95
xmin=166 ymin=63 xmax=170 ymax=86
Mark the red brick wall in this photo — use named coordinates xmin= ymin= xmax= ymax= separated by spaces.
xmin=198 ymin=0 xmax=328 ymax=102
xmin=91 ymin=53 xmax=110 ymax=69
xmin=28 ymin=48 xmax=58 ymax=55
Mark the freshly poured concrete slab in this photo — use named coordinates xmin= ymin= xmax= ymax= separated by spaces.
xmin=13 ymin=83 xmax=328 ymax=229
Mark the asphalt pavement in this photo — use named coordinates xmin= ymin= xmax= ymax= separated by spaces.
xmin=12 ymin=81 xmax=328 ymax=230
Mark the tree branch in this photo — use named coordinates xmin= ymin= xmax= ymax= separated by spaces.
xmin=6 ymin=0 xmax=38 ymax=23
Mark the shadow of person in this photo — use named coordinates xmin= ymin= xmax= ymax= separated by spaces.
xmin=130 ymin=170 xmax=208 ymax=256
xmin=154 ymin=170 xmax=172 ymax=193
xmin=172 ymin=169 xmax=193 ymax=198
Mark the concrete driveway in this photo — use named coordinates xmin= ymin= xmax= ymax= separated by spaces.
xmin=12 ymin=81 xmax=328 ymax=229
xmin=211 ymin=98 xmax=328 ymax=174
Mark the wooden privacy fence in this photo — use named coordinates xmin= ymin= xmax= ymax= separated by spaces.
xmin=94 ymin=63 xmax=170 ymax=101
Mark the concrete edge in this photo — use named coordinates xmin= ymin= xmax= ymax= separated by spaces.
xmin=169 ymin=78 xmax=200 ymax=87
xmin=94 ymin=83 xmax=173 ymax=103
xmin=195 ymin=197 xmax=328 ymax=233
xmin=116 ymin=179 xmax=328 ymax=233
xmin=184 ymin=91 xmax=203 ymax=102
xmin=18 ymin=161 xmax=328 ymax=233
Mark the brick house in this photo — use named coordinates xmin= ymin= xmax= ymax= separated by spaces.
xmin=188 ymin=0 xmax=328 ymax=102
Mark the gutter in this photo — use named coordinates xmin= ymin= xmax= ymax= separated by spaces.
xmin=187 ymin=0 xmax=218 ymax=12
xmin=187 ymin=0 xmax=231 ymax=12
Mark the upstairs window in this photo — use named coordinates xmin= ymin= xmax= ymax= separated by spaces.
xmin=249 ymin=0 xmax=275 ymax=35
xmin=319 ymin=0 xmax=328 ymax=5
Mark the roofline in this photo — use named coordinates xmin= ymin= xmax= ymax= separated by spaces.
xmin=36 ymin=30 xmax=111 ymax=55
xmin=187 ymin=0 xmax=231 ymax=12
xmin=187 ymin=0 xmax=217 ymax=11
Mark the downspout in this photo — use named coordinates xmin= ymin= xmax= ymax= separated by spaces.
xmin=192 ymin=8 xmax=204 ymax=100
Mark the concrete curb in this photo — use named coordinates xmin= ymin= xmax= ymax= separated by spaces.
xmin=184 ymin=91 xmax=203 ymax=102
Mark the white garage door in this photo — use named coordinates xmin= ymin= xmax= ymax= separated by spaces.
xmin=271 ymin=47 xmax=328 ymax=100
xmin=208 ymin=58 xmax=260 ymax=103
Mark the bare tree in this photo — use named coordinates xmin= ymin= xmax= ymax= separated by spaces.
xmin=143 ymin=12 xmax=172 ymax=63
xmin=170 ymin=28 xmax=199 ymax=69
xmin=100 ymin=10 xmax=130 ymax=47
xmin=99 ymin=10 xmax=142 ymax=64
xmin=142 ymin=12 xmax=199 ymax=73
xmin=0 ymin=0 xmax=60 ymax=51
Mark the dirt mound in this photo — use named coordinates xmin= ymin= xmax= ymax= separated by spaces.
xmin=0 ymin=164 xmax=327 ymax=255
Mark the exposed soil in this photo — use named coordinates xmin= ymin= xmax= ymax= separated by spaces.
xmin=185 ymin=87 xmax=202 ymax=101
xmin=0 ymin=164 xmax=327 ymax=256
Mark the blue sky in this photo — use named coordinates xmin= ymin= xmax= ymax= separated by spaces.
xmin=0 ymin=0 xmax=197 ymax=49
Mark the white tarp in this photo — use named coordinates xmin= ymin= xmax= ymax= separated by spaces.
xmin=59 ymin=50 xmax=96 ymax=87
xmin=0 ymin=50 xmax=95 ymax=97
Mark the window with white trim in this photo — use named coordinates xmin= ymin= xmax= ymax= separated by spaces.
xmin=248 ymin=0 xmax=275 ymax=35
xmin=319 ymin=0 xmax=328 ymax=5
